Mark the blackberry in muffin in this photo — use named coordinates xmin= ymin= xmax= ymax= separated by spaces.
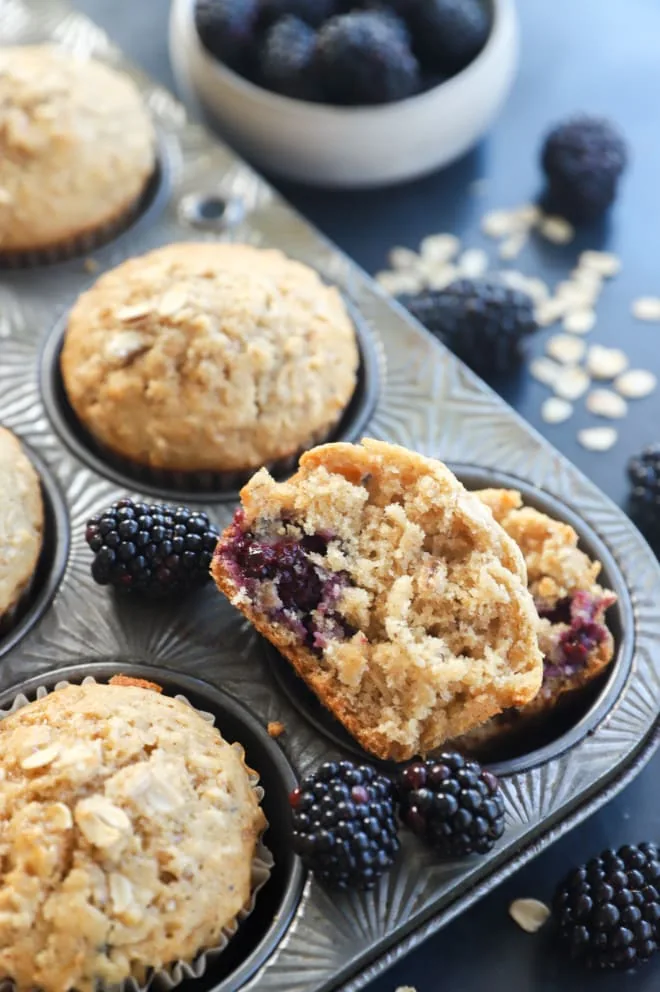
xmin=212 ymin=439 xmax=543 ymax=761
xmin=455 ymin=489 xmax=616 ymax=752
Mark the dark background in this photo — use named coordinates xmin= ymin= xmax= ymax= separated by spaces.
xmin=77 ymin=1 xmax=660 ymax=988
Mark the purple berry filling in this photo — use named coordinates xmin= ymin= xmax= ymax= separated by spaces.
xmin=219 ymin=519 xmax=356 ymax=653
xmin=539 ymin=589 xmax=615 ymax=680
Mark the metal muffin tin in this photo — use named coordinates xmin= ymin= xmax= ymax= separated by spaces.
xmin=1 ymin=3 xmax=660 ymax=992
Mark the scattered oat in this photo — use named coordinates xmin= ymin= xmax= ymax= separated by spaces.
xmin=539 ymin=215 xmax=575 ymax=245
xmin=578 ymin=426 xmax=618 ymax=452
xmin=556 ymin=281 xmax=596 ymax=309
xmin=509 ymin=898 xmax=551 ymax=934
xmin=546 ymin=334 xmax=586 ymax=365
xmin=563 ymin=309 xmax=596 ymax=335
xmin=420 ymin=233 xmax=460 ymax=263
xmin=158 ymin=287 xmax=188 ymax=317
xmin=579 ymin=250 xmax=621 ymax=278
xmin=570 ymin=267 xmax=603 ymax=292
xmin=632 ymin=297 xmax=660 ymax=322
xmin=553 ymin=366 xmax=590 ymax=401
xmin=425 ymin=264 xmax=459 ymax=291
xmin=615 ymin=369 xmax=657 ymax=399
xmin=498 ymin=232 xmax=527 ymax=261
xmin=541 ymin=397 xmax=573 ymax=424
xmin=395 ymin=987 xmax=417 ymax=992
xmin=375 ymin=270 xmax=424 ymax=296
xmin=530 ymin=356 xmax=563 ymax=388
xmin=523 ymin=277 xmax=551 ymax=303
xmin=586 ymin=389 xmax=628 ymax=419
xmin=83 ymin=257 xmax=99 ymax=273
xmin=267 ymin=721 xmax=286 ymax=739
xmin=21 ymin=745 xmax=60 ymax=770
xmin=457 ymin=247 xmax=489 ymax=278
xmin=586 ymin=344 xmax=629 ymax=380
xmin=535 ymin=298 xmax=565 ymax=327
xmin=481 ymin=209 xmax=514 ymax=238
xmin=388 ymin=246 xmax=420 ymax=271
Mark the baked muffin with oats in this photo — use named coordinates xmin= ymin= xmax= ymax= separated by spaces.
xmin=0 ymin=426 xmax=44 ymax=633
xmin=0 ymin=45 xmax=155 ymax=261
xmin=60 ymin=242 xmax=359 ymax=478
xmin=212 ymin=439 xmax=543 ymax=761
xmin=455 ymin=488 xmax=617 ymax=751
xmin=0 ymin=676 xmax=266 ymax=992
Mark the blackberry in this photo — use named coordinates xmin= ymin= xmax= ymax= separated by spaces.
xmin=290 ymin=760 xmax=399 ymax=889
xmin=627 ymin=444 xmax=660 ymax=538
xmin=194 ymin=0 xmax=259 ymax=73
xmin=404 ymin=279 xmax=538 ymax=377
xmin=258 ymin=0 xmax=338 ymax=29
xmin=397 ymin=753 xmax=505 ymax=857
xmin=554 ymin=844 xmax=660 ymax=971
xmin=409 ymin=0 xmax=491 ymax=75
xmin=541 ymin=116 xmax=628 ymax=222
xmin=259 ymin=16 xmax=319 ymax=100
xmin=85 ymin=498 xmax=219 ymax=598
xmin=316 ymin=11 xmax=420 ymax=106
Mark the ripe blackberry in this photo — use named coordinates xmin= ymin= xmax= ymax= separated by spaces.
xmin=259 ymin=16 xmax=319 ymax=100
xmin=397 ymin=753 xmax=505 ymax=857
xmin=554 ymin=844 xmax=660 ymax=971
xmin=541 ymin=116 xmax=628 ymax=222
xmin=290 ymin=760 xmax=399 ymax=889
xmin=194 ymin=0 xmax=259 ymax=73
xmin=85 ymin=498 xmax=219 ymax=598
xmin=316 ymin=11 xmax=420 ymax=106
xmin=409 ymin=0 xmax=491 ymax=75
xmin=404 ymin=279 xmax=538 ymax=377
xmin=627 ymin=444 xmax=660 ymax=537
xmin=258 ymin=0 xmax=338 ymax=29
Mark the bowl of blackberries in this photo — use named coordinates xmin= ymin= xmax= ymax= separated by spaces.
xmin=169 ymin=0 xmax=519 ymax=187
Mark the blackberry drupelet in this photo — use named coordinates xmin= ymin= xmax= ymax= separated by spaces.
xmin=86 ymin=498 xmax=219 ymax=598
xmin=259 ymin=16 xmax=319 ymax=99
xmin=627 ymin=444 xmax=660 ymax=537
xmin=404 ymin=278 xmax=538 ymax=377
xmin=258 ymin=0 xmax=338 ymax=29
xmin=194 ymin=0 xmax=259 ymax=73
xmin=316 ymin=11 xmax=420 ymax=105
xmin=541 ymin=116 xmax=628 ymax=222
xmin=397 ymin=753 xmax=505 ymax=857
xmin=290 ymin=760 xmax=399 ymax=889
xmin=409 ymin=0 xmax=491 ymax=75
xmin=553 ymin=844 xmax=660 ymax=971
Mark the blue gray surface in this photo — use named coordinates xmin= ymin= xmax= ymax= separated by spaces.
xmin=75 ymin=1 xmax=660 ymax=987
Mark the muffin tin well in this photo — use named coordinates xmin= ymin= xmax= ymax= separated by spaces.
xmin=0 ymin=663 xmax=305 ymax=992
xmin=0 ymin=444 xmax=70 ymax=660
xmin=39 ymin=302 xmax=381 ymax=502
xmin=1 ymin=5 xmax=660 ymax=992
xmin=265 ymin=467 xmax=633 ymax=776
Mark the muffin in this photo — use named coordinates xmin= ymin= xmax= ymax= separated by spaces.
xmin=60 ymin=242 xmax=360 ymax=482
xmin=455 ymin=489 xmax=617 ymax=752
xmin=0 ymin=427 xmax=44 ymax=634
xmin=212 ymin=439 xmax=543 ymax=761
xmin=0 ymin=45 xmax=156 ymax=263
xmin=0 ymin=676 xmax=267 ymax=992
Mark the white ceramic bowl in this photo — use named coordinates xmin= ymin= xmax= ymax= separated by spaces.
xmin=169 ymin=0 xmax=519 ymax=188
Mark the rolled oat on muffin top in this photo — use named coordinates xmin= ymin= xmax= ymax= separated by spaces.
xmin=0 ymin=677 xmax=267 ymax=992
xmin=60 ymin=242 xmax=360 ymax=474
xmin=0 ymin=426 xmax=43 ymax=625
xmin=0 ymin=45 xmax=156 ymax=257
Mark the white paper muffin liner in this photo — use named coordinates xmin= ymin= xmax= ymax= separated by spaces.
xmin=0 ymin=675 xmax=274 ymax=992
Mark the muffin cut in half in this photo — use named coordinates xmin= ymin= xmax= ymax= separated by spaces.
xmin=212 ymin=439 xmax=543 ymax=761
xmin=455 ymin=489 xmax=617 ymax=751
xmin=0 ymin=676 xmax=266 ymax=992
